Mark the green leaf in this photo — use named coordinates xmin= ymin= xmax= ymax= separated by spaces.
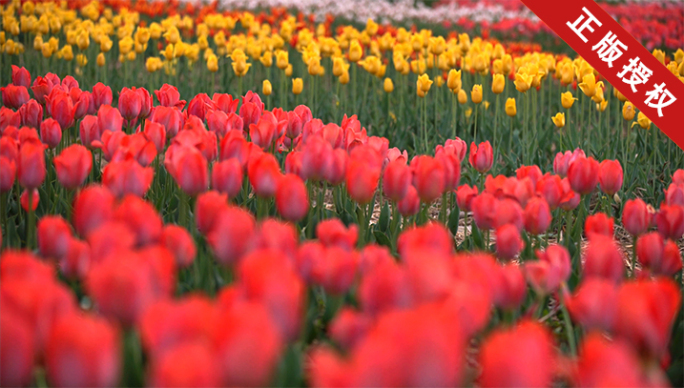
xmin=448 ymin=208 xmax=460 ymax=236
xmin=373 ymin=230 xmax=392 ymax=248
xmin=378 ymin=202 xmax=390 ymax=232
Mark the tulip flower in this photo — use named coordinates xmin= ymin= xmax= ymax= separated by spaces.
xmin=496 ymin=224 xmax=524 ymax=260
xmin=118 ymin=87 xmax=143 ymax=122
xmin=505 ymin=97 xmax=516 ymax=117
xmin=97 ymin=105 xmax=123 ymax=133
xmin=19 ymin=99 xmax=43 ymax=129
xmin=317 ymin=219 xmax=359 ymax=251
xmin=211 ymin=159 xmax=243 ymax=199
xmin=292 ymin=78 xmax=303 ymax=95
xmin=478 ymin=321 xmax=555 ymax=388
xmin=447 ymin=69 xmax=462 ymax=92
xmin=567 ymin=156 xmax=599 ymax=195
xmin=655 ymin=204 xmax=684 ymax=241
xmin=45 ymin=313 xmax=121 ymax=387
xmin=397 ymin=185 xmax=420 ymax=217
xmin=275 ymin=174 xmax=309 ymax=222
xmin=1 ymin=85 xmax=30 ymax=109
xmin=0 ymin=156 xmax=16 ymax=193
xmin=154 ymin=84 xmax=186 ymax=109
xmin=165 ymin=145 xmax=208 ymax=197
xmin=412 ymin=155 xmax=445 ymax=203
xmin=598 ymin=159 xmax=623 ymax=196
xmin=102 ymin=160 xmax=154 ymax=198
xmin=622 ymin=198 xmax=651 ymax=236
xmin=17 ymin=138 xmax=45 ymax=189
xmin=561 ymin=91 xmax=576 ymax=109
xmin=20 ymin=188 xmax=40 ymax=212
xmin=551 ymin=112 xmax=565 ymax=128
xmin=92 ymin=82 xmax=113 ymax=109
xmin=491 ymin=74 xmax=505 ymax=94
xmin=247 ymin=153 xmax=282 ymax=198
xmin=524 ymin=197 xmax=552 ymax=235
xmin=585 ymin=213 xmax=614 ymax=240
xmin=45 ymin=89 xmax=74 ymax=130
xmin=469 ymin=141 xmax=493 ymax=173
xmin=417 ymin=74 xmax=433 ymax=95
xmin=583 ymin=236 xmax=624 ymax=284
xmin=11 ymin=65 xmax=31 ymax=87
xmin=54 ymin=144 xmax=92 ymax=190
xmin=471 ymin=84 xmax=483 ymax=103
xmin=346 ymin=159 xmax=380 ymax=205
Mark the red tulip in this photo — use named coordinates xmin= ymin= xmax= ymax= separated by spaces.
xmin=165 ymin=145 xmax=208 ymax=196
xmin=323 ymin=148 xmax=347 ymax=186
xmin=496 ymin=224 xmax=524 ymax=260
xmin=478 ymin=320 xmax=555 ymax=388
xmin=102 ymin=160 xmax=154 ymax=198
xmin=249 ymin=114 xmax=277 ymax=150
xmin=97 ymin=105 xmax=123 ymax=133
xmin=73 ymin=185 xmax=115 ymax=237
xmin=286 ymin=110 xmax=303 ymax=138
xmin=328 ymin=308 xmax=372 ymax=350
xmin=312 ymin=246 xmax=359 ymax=295
xmin=535 ymin=173 xmax=562 ymax=210
xmin=239 ymin=101 xmax=262 ymax=128
xmin=300 ymin=136 xmax=333 ymax=181
xmin=345 ymin=159 xmax=380 ymax=204
xmin=91 ymin=82 xmax=113 ymax=109
xmin=436 ymin=137 xmax=467 ymax=161
xmin=0 ymin=156 xmax=16 ymax=192
xmin=148 ymin=342 xmax=220 ymax=388
xmin=321 ymin=123 xmax=344 ymax=148
xmin=673 ymin=169 xmax=684 ymax=185
xmin=615 ymin=279 xmax=681 ymax=359
xmin=206 ymin=109 xmax=229 ymax=137
xmin=584 ymin=213 xmax=614 ymax=240
xmin=207 ymin=206 xmax=255 ymax=266
xmin=45 ymin=313 xmax=121 ymax=388
xmin=11 ymin=65 xmax=31 ymax=87
xmin=317 ymin=219 xmax=358 ymax=251
xmin=54 ymin=144 xmax=92 ymax=190
xmin=583 ymin=236 xmax=624 ymax=283
xmin=86 ymin=247 xmax=175 ymax=326
xmin=249 ymin=219 xmax=299 ymax=261
xmin=516 ymin=165 xmax=543 ymax=186
xmin=212 ymin=301 xmax=283 ymax=387
xmin=212 ymin=93 xmax=239 ymax=114
xmin=558 ymin=177 xmax=581 ymax=211
xmin=137 ymin=87 xmax=152 ymax=119
xmin=598 ymin=159 xmax=623 ymax=196
xmin=472 ymin=192 xmax=498 ymax=230
xmin=574 ymin=333 xmax=648 ymax=388
xmin=468 ymin=141 xmax=493 ymax=173
xmin=382 ymin=159 xmax=411 ymax=201
xmin=72 ymin=90 xmax=93 ymax=120
xmin=568 ymin=155 xmax=599 ymax=195
xmin=17 ymin=138 xmax=45 ymax=189
xmin=0 ymin=309 xmax=34 ymax=387
xmin=247 ymin=152 xmax=282 ymax=198
xmin=118 ymin=87 xmax=143 ymax=121
xmin=37 ymin=216 xmax=72 ymax=259
xmin=664 ymin=183 xmax=684 ymax=206
xmin=553 ymin=148 xmax=586 ymax=177
xmin=0 ymin=106 xmax=21 ymax=132
xmin=38 ymin=117 xmax=61 ymax=149
xmin=141 ymin=120 xmax=166 ymax=153
xmin=150 ymin=106 xmax=184 ymax=138
xmin=412 ymin=155 xmax=446 ymax=203
xmin=60 ymin=238 xmax=91 ymax=280
xmin=19 ymin=99 xmax=43 ymax=129
xmin=161 ymin=225 xmax=196 ymax=268
xmin=494 ymin=263 xmax=527 ymax=311
xmin=186 ymin=93 xmax=214 ymax=122
xmin=195 ymin=191 xmax=228 ymax=235
xmin=495 ymin=198 xmax=524 ymax=231
xmin=566 ymin=278 xmax=618 ymax=332
xmin=398 ymin=184 xmax=420 ymax=216
xmin=655 ymin=204 xmax=684 ymax=241
xmin=18 ymin=126 xmax=40 ymax=144
xmin=456 ymin=184 xmax=478 ymax=211
xmin=211 ymin=159 xmax=242 ymax=199
xmin=660 ymin=240 xmax=683 ymax=277
xmin=45 ymin=89 xmax=74 ymax=130
xmin=1 ymin=84 xmax=30 ymax=109
xmin=155 ymin=84 xmax=185 ymax=109
xmin=276 ymin=174 xmax=309 ymax=222
xmin=622 ymin=198 xmax=650 ymax=236
xmin=77 ymin=115 xmax=100 ymax=149
xmin=19 ymin=188 xmax=38 ymax=211
xmin=30 ymin=75 xmax=54 ymax=105
xmin=113 ymin=195 xmax=163 ymax=247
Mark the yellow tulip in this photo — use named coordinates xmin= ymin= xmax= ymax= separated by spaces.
xmin=635 ymin=111 xmax=651 ymax=129
xmin=292 ymin=78 xmax=303 ymax=94
xmin=471 ymin=84 xmax=483 ymax=104
xmin=667 ymin=61 xmax=678 ymax=75
xmin=207 ymin=54 xmax=218 ymax=72
xmin=100 ymin=36 xmax=113 ymax=52
xmin=365 ymin=19 xmax=379 ymax=36
xmin=675 ymin=48 xmax=684 ymax=65
xmin=596 ymin=100 xmax=608 ymax=112
xmin=552 ymin=112 xmax=565 ymax=128
xmin=458 ymin=89 xmax=467 ymax=105
xmin=332 ymin=57 xmax=349 ymax=78
xmin=276 ymin=50 xmax=289 ymax=70
xmin=96 ymin=52 xmax=105 ymax=67
xmin=285 ymin=64 xmax=293 ymax=77
xmin=126 ymin=51 xmax=136 ymax=62
xmin=146 ymin=57 xmax=162 ymax=72
xmin=41 ymin=42 xmax=53 ymax=58
xmin=652 ymin=49 xmax=665 ymax=65
xmin=383 ymin=78 xmax=394 ymax=93
xmin=447 ymin=69 xmax=462 ymax=92
xmin=465 ymin=108 xmax=473 ymax=118
xmin=417 ymin=74 xmax=433 ymax=94
xmin=428 ymin=36 xmax=446 ymax=56
xmin=119 ymin=36 xmax=133 ymax=55
xmin=622 ymin=102 xmax=635 ymax=121
xmin=59 ymin=45 xmax=74 ymax=61
xmin=410 ymin=59 xmax=426 ymax=75
xmin=77 ymin=53 xmax=88 ymax=67
xmin=561 ymin=92 xmax=577 ymax=109
xmin=339 ymin=71 xmax=350 ymax=84
xmin=491 ymin=74 xmax=505 ymax=94
xmin=76 ymin=30 xmax=89 ymax=50
xmin=349 ymin=39 xmax=363 ymax=62
xmin=579 ymin=74 xmax=598 ymax=98
xmin=505 ymin=98 xmax=517 ymax=117
xmin=260 ymin=51 xmax=273 ymax=67
xmin=514 ymin=72 xmax=532 ymax=93
xmin=263 ymin=80 xmax=272 ymax=96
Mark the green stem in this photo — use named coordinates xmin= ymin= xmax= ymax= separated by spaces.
xmin=560 ymin=296 xmax=577 ymax=356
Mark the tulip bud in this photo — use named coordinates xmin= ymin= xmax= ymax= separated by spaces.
xmin=276 ymin=174 xmax=309 ymax=222
xmin=412 ymin=156 xmax=445 ymax=203
xmin=505 ymin=97 xmax=516 ymax=117
xmin=598 ymin=159 xmax=623 ymax=196
xmin=551 ymin=112 xmax=565 ymax=128
xmin=383 ymin=77 xmax=394 ymax=93
xmin=457 ymin=89 xmax=467 ymax=104
xmin=469 ymin=141 xmax=493 ymax=173
xmin=212 ymin=159 xmax=243 ymax=199
xmin=583 ymin=236 xmax=624 ymax=283
xmin=20 ymin=188 xmax=39 ymax=211
xmin=496 ymin=224 xmax=524 ymax=260
xmin=54 ymin=144 xmax=92 ymax=190
xmin=292 ymin=78 xmax=303 ymax=95
xmin=524 ymin=197 xmax=552 ymax=235
xmin=561 ymin=92 xmax=576 ymax=109
xmin=567 ymin=156 xmax=599 ymax=195
xmin=471 ymin=84 xmax=483 ymax=104
xmin=491 ymin=74 xmax=505 ymax=94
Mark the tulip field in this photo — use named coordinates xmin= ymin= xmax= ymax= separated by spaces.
xmin=2 ymin=0 xmax=684 ymax=387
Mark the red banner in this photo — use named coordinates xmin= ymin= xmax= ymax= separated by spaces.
xmin=521 ymin=0 xmax=684 ymax=151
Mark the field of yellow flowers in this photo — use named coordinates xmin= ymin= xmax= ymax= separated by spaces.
xmin=1 ymin=0 xmax=683 ymax=387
